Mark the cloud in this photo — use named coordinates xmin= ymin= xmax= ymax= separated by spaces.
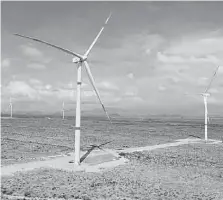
xmin=124 ymin=33 xmax=165 ymax=53
xmin=165 ymin=34 xmax=223 ymax=57
xmin=115 ymin=85 xmax=144 ymax=106
xmin=38 ymin=89 xmax=54 ymax=96
xmin=1 ymin=58 xmax=10 ymax=68
xmin=197 ymin=77 xmax=209 ymax=87
xmin=53 ymin=89 xmax=71 ymax=99
xmin=158 ymin=85 xmax=166 ymax=91
xmin=27 ymin=63 xmax=46 ymax=69
xmin=45 ymin=84 xmax=52 ymax=90
xmin=123 ymin=86 xmax=138 ymax=96
xmin=3 ymin=14 xmax=223 ymax=114
xmin=158 ymin=33 xmax=223 ymax=73
xmin=128 ymin=96 xmax=144 ymax=103
xmin=29 ymin=78 xmax=42 ymax=85
xmin=167 ymin=76 xmax=180 ymax=84
xmin=119 ymin=96 xmax=145 ymax=106
xmin=146 ymin=49 xmax=151 ymax=55
xmin=91 ymin=32 xmax=165 ymax=70
xmin=208 ymin=88 xmax=219 ymax=94
xmin=124 ymin=91 xmax=137 ymax=97
xmin=157 ymin=52 xmax=220 ymax=64
xmin=29 ymin=79 xmax=46 ymax=91
xmin=155 ymin=31 xmax=223 ymax=96
xmin=19 ymin=45 xmax=52 ymax=64
xmin=51 ymin=86 xmax=116 ymax=105
xmin=97 ymin=81 xmax=119 ymax=91
xmin=82 ymin=82 xmax=88 ymax=88
xmin=6 ymin=81 xmax=39 ymax=99
xmin=143 ymin=34 xmax=165 ymax=54
xmin=127 ymin=73 xmax=134 ymax=80
xmin=207 ymin=96 xmax=218 ymax=104
xmin=82 ymin=91 xmax=95 ymax=97
xmin=50 ymin=82 xmax=77 ymax=100
xmin=218 ymin=66 xmax=223 ymax=74
xmin=157 ymin=52 xmax=185 ymax=63
xmin=115 ymin=92 xmax=145 ymax=108
xmin=1 ymin=79 xmax=60 ymax=102
xmin=21 ymin=45 xmax=43 ymax=57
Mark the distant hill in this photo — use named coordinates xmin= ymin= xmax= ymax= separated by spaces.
xmin=1 ymin=103 xmax=223 ymax=120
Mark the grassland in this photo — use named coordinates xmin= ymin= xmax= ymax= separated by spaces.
xmin=1 ymin=116 xmax=223 ymax=199
xmin=1 ymin=143 xmax=223 ymax=199
xmin=1 ymin=116 xmax=223 ymax=166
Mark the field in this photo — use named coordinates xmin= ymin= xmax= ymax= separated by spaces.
xmin=1 ymin=116 xmax=223 ymax=199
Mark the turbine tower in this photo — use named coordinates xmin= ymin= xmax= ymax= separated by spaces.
xmin=201 ymin=66 xmax=220 ymax=141
xmin=62 ymin=101 xmax=65 ymax=120
xmin=9 ymin=97 xmax=13 ymax=118
xmin=14 ymin=13 xmax=113 ymax=165
xmin=186 ymin=66 xmax=220 ymax=142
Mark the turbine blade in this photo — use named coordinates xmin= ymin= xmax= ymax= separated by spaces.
xmin=84 ymin=61 xmax=112 ymax=123
xmin=84 ymin=12 xmax=112 ymax=57
xmin=204 ymin=66 xmax=220 ymax=93
xmin=14 ymin=33 xmax=83 ymax=59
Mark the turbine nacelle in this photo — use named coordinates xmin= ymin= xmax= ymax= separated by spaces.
xmin=72 ymin=56 xmax=87 ymax=63
xmin=72 ymin=57 xmax=81 ymax=63
xmin=201 ymin=93 xmax=210 ymax=97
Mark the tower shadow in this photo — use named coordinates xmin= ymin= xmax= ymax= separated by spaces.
xmin=80 ymin=140 xmax=113 ymax=163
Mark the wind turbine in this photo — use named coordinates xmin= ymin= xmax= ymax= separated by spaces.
xmin=62 ymin=101 xmax=65 ymax=119
xmin=9 ymin=97 xmax=13 ymax=118
xmin=14 ymin=13 xmax=113 ymax=165
xmin=186 ymin=66 xmax=220 ymax=142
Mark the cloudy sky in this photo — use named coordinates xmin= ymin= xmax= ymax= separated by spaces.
xmin=1 ymin=1 xmax=223 ymax=116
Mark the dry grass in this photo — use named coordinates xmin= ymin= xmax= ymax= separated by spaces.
xmin=1 ymin=117 xmax=223 ymax=199
xmin=1 ymin=117 xmax=222 ymax=166
xmin=1 ymin=143 xmax=223 ymax=200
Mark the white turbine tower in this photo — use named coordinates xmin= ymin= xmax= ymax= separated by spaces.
xmin=186 ymin=66 xmax=220 ymax=142
xmin=62 ymin=101 xmax=65 ymax=120
xmin=14 ymin=13 xmax=112 ymax=165
xmin=9 ymin=97 xmax=13 ymax=118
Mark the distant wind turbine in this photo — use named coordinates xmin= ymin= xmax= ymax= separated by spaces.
xmin=185 ymin=66 xmax=220 ymax=141
xmin=14 ymin=12 xmax=113 ymax=165
xmin=9 ymin=97 xmax=13 ymax=118
xmin=62 ymin=101 xmax=65 ymax=119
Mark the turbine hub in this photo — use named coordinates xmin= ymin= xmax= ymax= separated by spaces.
xmin=81 ymin=55 xmax=87 ymax=61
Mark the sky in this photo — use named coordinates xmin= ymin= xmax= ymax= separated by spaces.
xmin=1 ymin=1 xmax=223 ymax=116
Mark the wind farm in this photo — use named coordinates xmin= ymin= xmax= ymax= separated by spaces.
xmin=1 ymin=2 xmax=223 ymax=200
